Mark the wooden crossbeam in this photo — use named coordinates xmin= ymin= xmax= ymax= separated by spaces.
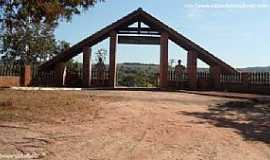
xmin=118 ymin=36 xmax=160 ymax=45
xmin=118 ymin=27 xmax=158 ymax=32
xmin=117 ymin=27 xmax=160 ymax=35
xmin=117 ymin=30 xmax=160 ymax=35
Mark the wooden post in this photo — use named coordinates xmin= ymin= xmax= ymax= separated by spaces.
xmin=241 ymin=72 xmax=250 ymax=89
xmin=187 ymin=50 xmax=198 ymax=90
xmin=160 ymin=32 xmax=169 ymax=89
xmin=109 ymin=31 xmax=117 ymax=88
xmin=210 ymin=65 xmax=221 ymax=89
xmin=83 ymin=46 xmax=92 ymax=88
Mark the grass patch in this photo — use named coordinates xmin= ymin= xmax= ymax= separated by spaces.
xmin=0 ymin=90 xmax=101 ymax=123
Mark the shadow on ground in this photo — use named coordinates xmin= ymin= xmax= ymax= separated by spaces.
xmin=182 ymin=100 xmax=270 ymax=144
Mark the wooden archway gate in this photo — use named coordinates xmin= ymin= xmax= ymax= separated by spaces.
xmin=39 ymin=8 xmax=237 ymax=90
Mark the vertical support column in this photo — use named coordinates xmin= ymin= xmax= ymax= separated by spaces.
xmin=83 ymin=46 xmax=92 ymax=88
xmin=210 ymin=65 xmax=221 ymax=89
xmin=54 ymin=62 xmax=66 ymax=87
xmin=23 ymin=65 xmax=32 ymax=86
xmin=109 ymin=31 xmax=117 ymax=88
xmin=241 ymin=72 xmax=249 ymax=90
xmin=160 ymin=32 xmax=169 ymax=89
xmin=187 ymin=50 xmax=198 ymax=90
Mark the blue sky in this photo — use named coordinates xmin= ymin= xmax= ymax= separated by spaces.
xmin=55 ymin=0 xmax=270 ymax=68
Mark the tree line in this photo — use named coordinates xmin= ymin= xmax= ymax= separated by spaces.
xmin=0 ymin=0 xmax=103 ymax=64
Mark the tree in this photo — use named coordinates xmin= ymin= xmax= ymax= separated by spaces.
xmin=0 ymin=0 xmax=102 ymax=64
xmin=1 ymin=21 xmax=70 ymax=64
xmin=0 ymin=0 xmax=103 ymax=25
xmin=117 ymin=64 xmax=158 ymax=87
xmin=1 ymin=21 xmax=58 ymax=64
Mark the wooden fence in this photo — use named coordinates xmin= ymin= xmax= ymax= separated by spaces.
xmin=91 ymin=70 xmax=110 ymax=80
xmin=1 ymin=63 xmax=270 ymax=94
xmin=0 ymin=64 xmax=23 ymax=76
xmin=168 ymin=71 xmax=211 ymax=81
xmin=221 ymin=72 xmax=270 ymax=85
xmin=31 ymin=65 xmax=57 ymax=86
xmin=167 ymin=70 xmax=188 ymax=89
xmin=167 ymin=70 xmax=188 ymax=81
xmin=197 ymin=72 xmax=211 ymax=90
xmin=167 ymin=71 xmax=211 ymax=89
xmin=197 ymin=72 xmax=210 ymax=80
xmin=220 ymin=72 xmax=270 ymax=94
xmin=0 ymin=64 xmax=23 ymax=87
xmin=32 ymin=71 xmax=56 ymax=86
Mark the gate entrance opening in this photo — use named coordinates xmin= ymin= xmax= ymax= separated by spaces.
xmin=116 ymin=43 xmax=160 ymax=88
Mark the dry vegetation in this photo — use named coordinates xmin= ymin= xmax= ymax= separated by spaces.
xmin=0 ymin=90 xmax=104 ymax=124
xmin=0 ymin=90 xmax=269 ymax=160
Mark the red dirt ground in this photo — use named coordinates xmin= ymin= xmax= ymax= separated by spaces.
xmin=0 ymin=90 xmax=269 ymax=160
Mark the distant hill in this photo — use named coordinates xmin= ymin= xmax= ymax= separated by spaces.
xmin=117 ymin=63 xmax=159 ymax=73
xmin=116 ymin=63 xmax=270 ymax=73
xmin=237 ymin=66 xmax=270 ymax=72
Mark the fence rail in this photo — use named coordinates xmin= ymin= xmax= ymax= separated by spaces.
xmin=220 ymin=72 xmax=270 ymax=85
xmin=197 ymin=72 xmax=210 ymax=80
xmin=168 ymin=70 xmax=188 ymax=81
xmin=31 ymin=71 xmax=56 ymax=86
xmin=220 ymin=73 xmax=241 ymax=83
xmin=220 ymin=72 xmax=270 ymax=94
xmin=248 ymin=72 xmax=270 ymax=85
xmin=168 ymin=70 xmax=210 ymax=81
xmin=91 ymin=70 xmax=110 ymax=80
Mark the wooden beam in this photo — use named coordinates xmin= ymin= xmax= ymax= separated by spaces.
xmin=39 ymin=9 xmax=141 ymax=71
xmin=117 ymin=31 xmax=160 ymax=35
xmin=117 ymin=27 xmax=160 ymax=35
xmin=118 ymin=36 xmax=160 ymax=45
xmin=118 ymin=27 xmax=158 ymax=32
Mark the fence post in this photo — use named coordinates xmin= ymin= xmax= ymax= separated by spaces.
xmin=210 ymin=65 xmax=221 ymax=90
xmin=22 ymin=65 xmax=32 ymax=86
xmin=241 ymin=72 xmax=249 ymax=90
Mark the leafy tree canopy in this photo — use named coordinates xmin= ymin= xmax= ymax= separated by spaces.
xmin=0 ymin=0 xmax=102 ymax=64
xmin=0 ymin=0 xmax=103 ymax=24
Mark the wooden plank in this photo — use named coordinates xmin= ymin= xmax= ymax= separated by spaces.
xmin=118 ymin=36 xmax=160 ymax=45
xmin=118 ymin=27 xmax=157 ymax=32
xmin=117 ymin=31 xmax=160 ymax=35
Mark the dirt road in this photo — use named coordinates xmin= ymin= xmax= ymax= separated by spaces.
xmin=0 ymin=90 xmax=269 ymax=160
